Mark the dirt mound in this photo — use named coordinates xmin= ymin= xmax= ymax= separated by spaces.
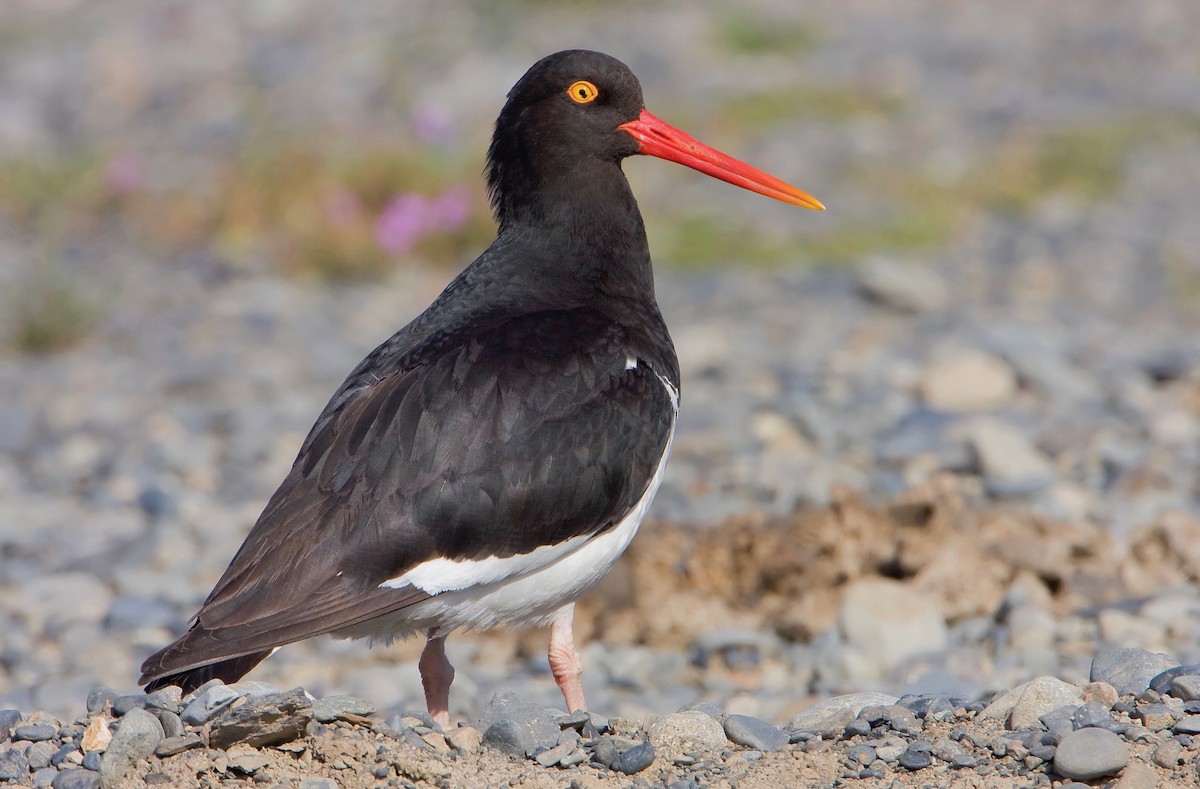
xmin=577 ymin=477 xmax=1200 ymax=649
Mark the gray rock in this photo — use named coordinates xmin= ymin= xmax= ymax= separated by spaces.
xmin=99 ymin=708 xmax=163 ymax=783
xmin=52 ymin=769 xmax=101 ymax=789
xmin=84 ymin=688 xmax=116 ymax=716
xmin=857 ymin=257 xmax=948 ymax=314
xmin=1053 ymin=727 xmax=1129 ymax=781
xmin=1073 ymin=701 xmax=1114 ymax=729
xmin=968 ymin=417 xmax=1055 ymax=495
xmin=1173 ymin=714 xmax=1200 ymax=734
xmin=483 ymin=719 xmax=536 ymax=758
xmin=1010 ymin=676 xmax=1083 ymax=730
xmin=898 ymin=744 xmax=932 ymax=770
xmin=476 ymin=692 xmax=559 ymax=757
xmin=610 ymin=741 xmax=655 ymax=775
xmin=208 ymin=688 xmax=313 ymax=749
xmin=1151 ymin=738 xmax=1183 ymax=769
xmin=722 ymin=715 xmax=787 ymax=751
xmin=14 ymin=722 xmax=58 ymax=741
xmin=1090 ymin=648 xmax=1179 ymax=696
xmin=1149 ymin=663 xmax=1200 ymax=695
xmin=143 ymin=687 xmax=182 ymax=713
xmin=789 ymin=692 xmax=900 ymax=732
xmin=0 ymin=748 xmax=30 ymax=781
xmin=179 ymin=684 xmax=241 ymax=725
xmin=647 ymin=711 xmax=728 ymax=757
xmin=1170 ymin=674 xmax=1200 ymax=702
xmin=312 ymin=694 xmax=376 ymax=723
xmin=930 ymin=737 xmax=966 ymax=762
xmin=32 ymin=766 xmax=58 ymax=789
xmin=111 ymin=693 xmax=146 ymax=716
xmin=149 ymin=709 xmax=184 ymax=739
xmin=154 ymin=733 xmax=204 ymax=757
xmin=28 ymin=740 xmax=59 ymax=769
xmin=81 ymin=751 xmax=100 ymax=771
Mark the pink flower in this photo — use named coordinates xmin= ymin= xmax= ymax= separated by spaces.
xmin=374 ymin=188 xmax=472 ymax=255
xmin=375 ymin=194 xmax=428 ymax=254
xmin=104 ymin=153 xmax=142 ymax=195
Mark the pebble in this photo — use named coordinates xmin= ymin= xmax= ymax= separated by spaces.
xmin=476 ymin=692 xmax=559 ymax=757
xmin=968 ymin=417 xmax=1056 ymax=495
xmin=1173 ymin=714 xmax=1200 ymax=734
xmin=312 ymin=694 xmax=376 ymax=722
xmin=99 ymin=708 xmax=164 ymax=783
xmin=1053 ymin=727 xmax=1130 ymax=781
xmin=84 ymin=688 xmax=116 ymax=716
xmin=898 ymin=744 xmax=932 ymax=770
xmin=856 ymin=257 xmax=948 ymax=314
xmin=921 ymin=349 xmax=1018 ymax=413
xmin=790 ymin=692 xmax=900 ymax=733
xmin=722 ymin=714 xmax=787 ymax=752
xmin=0 ymin=749 xmax=30 ymax=781
xmin=1010 ymin=676 xmax=1083 ymax=730
xmin=180 ymin=685 xmax=241 ymax=725
xmin=609 ymin=741 xmax=655 ymax=775
xmin=15 ymin=723 xmax=59 ymax=742
xmin=1091 ymin=649 xmax=1180 ymax=696
xmin=647 ymin=711 xmax=728 ymax=757
xmin=51 ymin=769 xmax=101 ymax=789
xmin=445 ymin=725 xmax=483 ymax=753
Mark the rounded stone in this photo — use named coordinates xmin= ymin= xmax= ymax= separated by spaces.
xmin=1053 ymin=727 xmax=1129 ymax=781
xmin=99 ymin=708 xmax=164 ymax=783
xmin=610 ymin=741 xmax=655 ymax=775
xmin=647 ymin=711 xmax=728 ymax=757
xmin=723 ymin=715 xmax=788 ymax=752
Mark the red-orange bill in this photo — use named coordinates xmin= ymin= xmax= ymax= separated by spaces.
xmin=619 ymin=109 xmax=825 ymax=210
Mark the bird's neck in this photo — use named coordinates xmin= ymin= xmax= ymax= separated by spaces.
xmin=496 ymin=159 xmax=658 ymax=306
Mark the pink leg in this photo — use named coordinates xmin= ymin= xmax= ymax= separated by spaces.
xmin=548 ymin=603 xmax=586 ymax=713
xmin=419 ymin=632 xmax=454 ymax=728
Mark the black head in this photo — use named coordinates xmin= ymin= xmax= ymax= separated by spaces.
xmin=485 ymin=49 xmax=824 ymax=228
xmin=486 ymin=50 xmax=647 ymax=225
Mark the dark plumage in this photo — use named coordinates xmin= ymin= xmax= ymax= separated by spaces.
xmin=140 ymin=49 xmax=821 ymax=724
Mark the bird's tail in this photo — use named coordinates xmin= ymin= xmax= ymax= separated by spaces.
xmin=140 ymin=630 xmax=275 ymax=694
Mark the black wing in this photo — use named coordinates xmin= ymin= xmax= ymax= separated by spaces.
xmin=140 ymin=307 xmax=676 ymax=686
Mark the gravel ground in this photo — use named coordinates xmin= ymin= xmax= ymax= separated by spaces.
xmin=3 ymin=1 xmax=1200 ymax=787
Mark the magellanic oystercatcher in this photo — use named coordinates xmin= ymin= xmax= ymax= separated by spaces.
xmin=139 ymin=49 xmax=823 ymax=726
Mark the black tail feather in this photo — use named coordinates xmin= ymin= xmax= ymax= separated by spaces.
xmin=143 ymin=649 xmax=274 ymax=694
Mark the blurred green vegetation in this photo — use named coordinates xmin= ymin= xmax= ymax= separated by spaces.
xmin=657 ymin=114 xmax=1200 ymax=268
xmin=716 ymin=10 xmax=822 ymax=56
xmin=3 ymin=111 xmax=1196 ymax=350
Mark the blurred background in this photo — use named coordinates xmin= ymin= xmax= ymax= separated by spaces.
xmin=2 ymin=1 xmax=1199 ymax=724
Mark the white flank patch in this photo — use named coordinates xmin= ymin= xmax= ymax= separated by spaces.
xmin=625 ymin=355 xmax=638 ymax=371
xmin=343 ymin=373 xmax=680 ymax=641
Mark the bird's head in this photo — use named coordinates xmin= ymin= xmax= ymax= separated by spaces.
xmin=487 ymin=49 xmax=823 ymax=224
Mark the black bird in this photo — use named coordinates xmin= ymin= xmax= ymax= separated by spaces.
xmin=139 ymin=49 xmax=822 ymax=726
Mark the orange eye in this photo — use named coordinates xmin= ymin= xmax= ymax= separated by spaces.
xmin=567 ymin=80 xmax=599 ymax=104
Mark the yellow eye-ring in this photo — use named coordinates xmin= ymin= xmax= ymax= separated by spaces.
xmin=567 ymin=80 xmax=599 ymax=104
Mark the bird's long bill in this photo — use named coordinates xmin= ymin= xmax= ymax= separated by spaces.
xmin=619 ymin=109 xmax=825 ymax=210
